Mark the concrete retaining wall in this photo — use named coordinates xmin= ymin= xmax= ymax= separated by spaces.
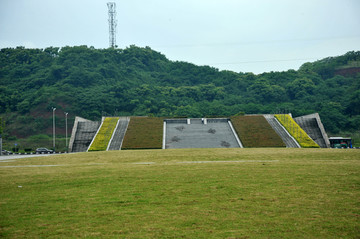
xmin=294 ymin=113 xmax=330 ymax=148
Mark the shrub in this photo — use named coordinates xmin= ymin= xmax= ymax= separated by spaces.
xmin=275 ymin=114 xmax=320 ymax=148
xmin=28 ymin=134 xmax=51 ymax=140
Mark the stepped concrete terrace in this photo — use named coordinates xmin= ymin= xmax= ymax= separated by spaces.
xmin=264 ymin=115 xmax=300 ymax=148
xmin=164 ymin=118 xmax=242 ymax=149
xmin=294 ymin=113 xmax=330 ymax=148
xmin=69 ymin=117 xmax=101 ymax=152
xmin=108 ymin=117 xmax=130 ymax=150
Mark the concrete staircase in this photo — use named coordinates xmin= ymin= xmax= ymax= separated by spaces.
xmin=164 ymin=118 xmax=242 ymax=149
xmin=69 ymin=117 xmax=101 ymax=152
xmin=69 ymin=114 xmax=329 ymax=151
xmin=264 ymin=115 xmax=300 ymax=148
xmin=108 ymin=117 xmax=130 ymax=150
xmin=294 ymin=113 xmax=330 ymax=148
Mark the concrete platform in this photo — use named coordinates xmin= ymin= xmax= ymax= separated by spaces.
xmin=164 ymin=118 xmax=241 ymax=149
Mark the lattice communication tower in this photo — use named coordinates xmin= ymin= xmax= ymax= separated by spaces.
xmin=107 ymin=2 xmax=117 ymax=48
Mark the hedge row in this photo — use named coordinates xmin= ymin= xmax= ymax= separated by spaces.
xmin=231 ymin=116 xmax=286 ymax=148
xmin=275 ymin=114 xmax=320 ymax=148
xmin=88 ymin=117 xmax=119 ymax=151
xmin=121 ymin=117 xmax=164 ymax=150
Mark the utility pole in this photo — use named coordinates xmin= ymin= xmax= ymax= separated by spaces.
xmin=52 ymin=107 xmax=56 ymax=152
xmin=0 ymin=118 xmax=3 ymax=156
xmin=65 ymin=112 xmax=68 ymax=151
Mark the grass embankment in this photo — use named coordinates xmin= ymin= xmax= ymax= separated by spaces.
xmin=231 ymin=115 xmax=285 ymax=147
xmin=122 ymin=117 xmax=163 ymax=149
xmin=88 ymin=117 xmax=118 ymax=151
xmin=0 ymin=148 xmax=359 ymax=238
xmin=275 ymin=114 xmax=320 ymax=148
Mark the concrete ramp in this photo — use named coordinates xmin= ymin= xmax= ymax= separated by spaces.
xmin=107 ymin=117 xmax=130 ymax=150
xmin=264 ymin=115 xmax=300 ymax=148
xmin=164 ymin=118 xmax=242 ymax=149
xmin=69 ymin=117 xmax=101 ymax=152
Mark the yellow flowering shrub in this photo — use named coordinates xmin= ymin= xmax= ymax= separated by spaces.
xmin=275 ymin=114 xmax=319 ymax=148
xmin=88 ymin=117 xmax=119 ymax=151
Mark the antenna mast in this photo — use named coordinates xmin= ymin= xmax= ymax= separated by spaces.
xmin=107 ymin=2 xmax=117 ymax=48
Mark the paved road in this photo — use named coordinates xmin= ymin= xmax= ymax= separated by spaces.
xmin=0 ymin=154 xmax=53 ymax=161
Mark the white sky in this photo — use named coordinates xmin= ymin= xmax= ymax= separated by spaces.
xmin=0 ymin=0 xmax=359 ymax=74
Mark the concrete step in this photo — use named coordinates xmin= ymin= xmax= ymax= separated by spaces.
xmin=72 ymin=121 xmax=101 ymax=152
xmin=164 ymin=118 xmax=242 ymax=149
xmin=108 ymin=117 xmax=130 ymax=150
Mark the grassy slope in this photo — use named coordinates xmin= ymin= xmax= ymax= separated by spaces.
xmin=231 ymin=115 xmax=286 ymax=147
xmin=122 ymin=117 xmax=163 ymax=149
xmin=0 ymin=148 xmax=359 ymax=238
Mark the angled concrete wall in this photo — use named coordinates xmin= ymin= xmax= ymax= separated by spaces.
xmin=69 ymin=117 xmax=101 ymax=152
xmin=294 ymin=113 xmax=330 ymax=148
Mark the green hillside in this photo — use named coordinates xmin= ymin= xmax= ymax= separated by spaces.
xmin=0 ymin=46 xmax=359 ymax=146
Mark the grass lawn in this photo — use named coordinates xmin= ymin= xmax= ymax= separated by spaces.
xmin=0 ymin=148 xmax=359 ymax=238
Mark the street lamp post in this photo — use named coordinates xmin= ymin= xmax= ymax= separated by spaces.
xmin=65 ymin=112 xmax=68 ymax=151
xmin=52 ymin=107 xmax=56 ymax=153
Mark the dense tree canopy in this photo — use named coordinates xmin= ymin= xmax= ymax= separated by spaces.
xmin=0 ymin=117 xmax=3 ymax=135
xmin=0 ymin=46 xmax=359 ymax=137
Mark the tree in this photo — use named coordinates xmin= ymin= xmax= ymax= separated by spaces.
xmin=346 ymin=90 xmax=360 ymax=116
xmin=287 ymin=77 xmax=315 ymax=99
xmin=0 ymin=46 xmax=358 ymax=137
xmin=0 ymin=117 xmax=3 ymax=155
xmin=0 ymin=117 xmax=4 ymax=135
xmin=248 ymin=78 xmax=286 ymax=103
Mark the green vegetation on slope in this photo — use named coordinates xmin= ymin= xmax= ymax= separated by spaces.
xmin=0 ymin=117 xmax=3 ymax=134
xmin=0 ymin=148 xmax=359 ymax=238
xmin=122 ymin=117 xmax=163 ymax=149
xmin=88 ymin=117 xmax=118 ymax=151
xmin=231 ymin=115 xmax=286 ymax=147
xmin=275 ymin=114 xmax=320 ymax=148
xmin=0 ymin=46 xmax=359 ymax=141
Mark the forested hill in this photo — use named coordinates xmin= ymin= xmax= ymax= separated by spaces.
xmin=0 ymin=45 xmax=359 ymax=138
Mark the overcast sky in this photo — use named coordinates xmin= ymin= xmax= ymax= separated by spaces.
xmin=1 ymin=0 xmax=359 ymax=73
